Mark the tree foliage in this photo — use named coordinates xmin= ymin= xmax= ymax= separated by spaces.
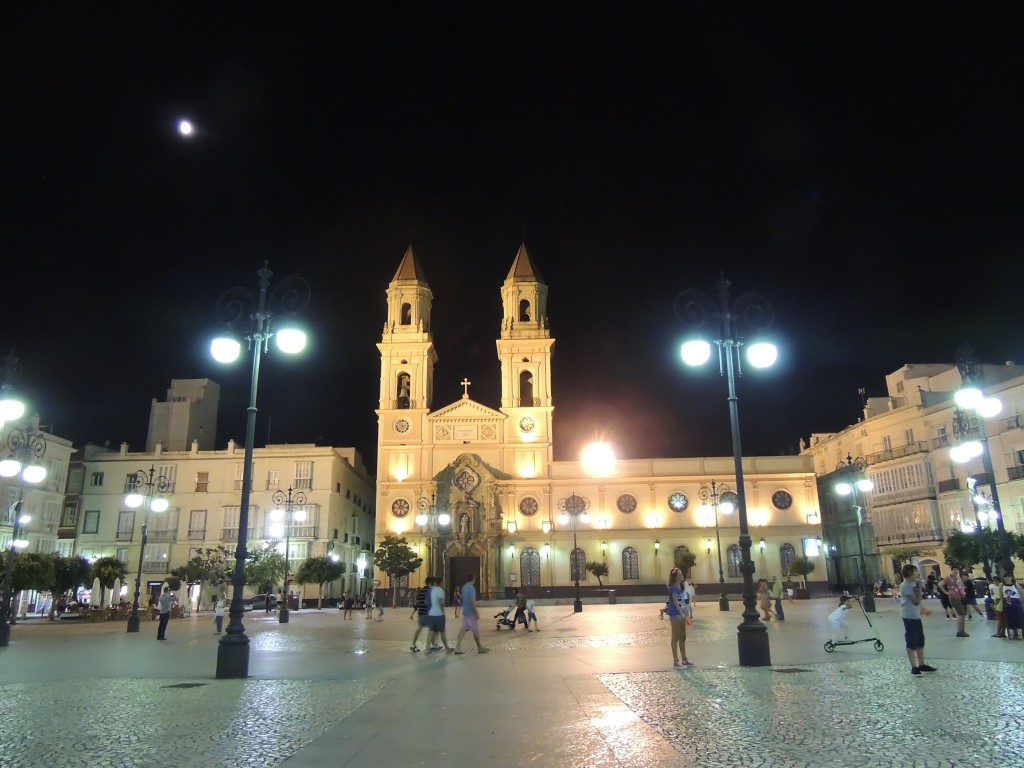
xmin=788 ymin=557 xmax=816 ymax=586
xmin=373 ymin=534 xmax=422 ymax=607
xmin=91 ymin=556 xmax=128 ymax=588
xmin=295 ymin=555 xmax=345 ymax=609
xmin=245 ymin=543 xmax=286 ymax=593
xmin=674 ymin=549 xmax=697 ymax=575
xmin=170 ymin=546 xmax=230 ymax=610
xmin=11 ymin=552 xmax=55 ymax=593
xmin=585 ymin=560 xmax=610 ymax=587
xmin=52 ymin=555 xmax=93 ymax=594
xmin=943 ymin=529 xmax=989 ymax=570
xmin=886 ymin=546 xmax=935 ymax=566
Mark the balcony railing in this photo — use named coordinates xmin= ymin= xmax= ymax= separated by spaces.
xmin=188 ymin=528 xmax=206 ymax=540
xmin=148 ymin=530 xmax=177 ymax=542
xmin=866 ymin=442 xmax=929 ymax=465
xmin=874 ymin=529 xmax=943 ymax=546
xmin=142 ymin=561 xmax=169 ymax=573
xmin=221 ymin=527 xmax=255 ymax=541
xmin=261 ymin=525 xmax=318 ymax=539
xmin=931 ymin=435 xmax=950 ymax=449
xmin=1008 ymin=465 xmax=1024 ymax=482
xmin=1003 ymin=414 xmax=1022 ymax=431
xmin=115 ymin=530 xmax=135 ymax=541
xmin=937 ymin=479 xmax=961 ymax=493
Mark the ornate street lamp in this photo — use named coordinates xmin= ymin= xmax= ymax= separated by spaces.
xmin=124 ymin=466 xmax=171 ymax=633
xmin=415 ymin=491 xmax=451 ymax=582
xmin=834 ymin=455 xmax=876 ymax=612
xmin=951 ymin=348 xmax=1013 ymax=578
xmin=269 ymin=486 xmax=307 ymax=624
xmin=211 ymin=262 xmax=311 ymax=678
xmin=557 ymin=493 xmax=590 ymax=613
xmin=699 ymin=480 xmax=735 ymax=611
xmin=0 ymin=423 xmax=47 ymax=647
xmin=675 ymin=273 xmax=775 ymax=667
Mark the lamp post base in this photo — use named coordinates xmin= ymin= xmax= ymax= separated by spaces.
xmin=573 ymin=599 xmax=583 ymax=613
xmin=719 ymin=595 xmax=730 ymax=611
xmin=860 ymin=594 xmax=876 ymax=613
xmin=279 ymin=606 xmax=290 ymax=624
xmin=126 ymin=615 xmax=141 ymax=633
xmin=216 ymin=635 xmax=251 ymax=679
xmin=737 ymin=625 xmax=772 ymax=667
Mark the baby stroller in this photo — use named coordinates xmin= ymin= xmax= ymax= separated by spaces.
xmin=824 ymin=595 xmax=884 ymax=653
xmin=494 ymin=604 xmax=517 ymax=630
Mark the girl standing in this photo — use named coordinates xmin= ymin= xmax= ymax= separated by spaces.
xmin=667 ymin=567 xmax=694 ymax=668
xmin=1002 ymin=575 xmax=1023 ymax=640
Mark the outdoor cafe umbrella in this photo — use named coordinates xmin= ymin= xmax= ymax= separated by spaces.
xmin=111 ymin=578 xmax=121 ymax=607
xmin=91 ymin=577 xmax=101 ymax=607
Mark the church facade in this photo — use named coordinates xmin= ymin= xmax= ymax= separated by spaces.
xmin=374 ymin=244 xmax=826 ymax=602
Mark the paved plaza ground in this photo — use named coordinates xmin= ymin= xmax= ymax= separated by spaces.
xmin=0 ymin=595 xmax=1021 ymax=767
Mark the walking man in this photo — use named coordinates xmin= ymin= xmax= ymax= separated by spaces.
xmin=425 ymin=577 xmax=453 ymax=653
xmin=409 ymin=578 xmax=432 ymax=652
xmin=939 ymin=569 xmax=969 ymax=637
xmin=156 ymin=586 xmax=177 ymax=640
xmin=454 ymin=573 xmax=489 ymax=654
xmin=771 ymin=575 xmax=787 ymax=621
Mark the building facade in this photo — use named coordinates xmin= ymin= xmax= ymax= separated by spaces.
xmin=70 ymin=379 xmax=376 ymax=608
xmin=375 ymin=244 xmax=826 ymax=601
xmin=802 ymin=362 xmax=1024 ymax=582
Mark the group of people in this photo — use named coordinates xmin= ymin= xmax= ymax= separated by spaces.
xmin=409 ymin=574 xmax=490 ymax=655
xmin=757 ymin=575 xmax=792 ymax=621
xmin=926 ymin=568 xmax=1023 ymax=640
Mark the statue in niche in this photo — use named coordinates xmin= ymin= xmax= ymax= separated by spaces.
xmin=459 ymin=513 xmax=470 ymax=535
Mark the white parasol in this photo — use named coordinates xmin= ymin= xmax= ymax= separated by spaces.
xmin=91 ymin=576 xmax=101 ymax=607
xmin=111 ymin=578 xmax=121 ymax=606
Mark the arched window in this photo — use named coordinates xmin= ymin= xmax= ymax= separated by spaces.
xmin=520 ymin=547 xmax=541 ymax=586
xmin=400 ymin=302 xmax=412 ymax=325
xmin=570 ymin=548 xmax=586 ymax=581
xmin=727 ymin=544 xmax=742 ymax=578
xmin=519 ymin=299 xmax=531 ymax=322
xmin=519 ymin=371 xmax=534 ymax=407
xmin=780 ymin=543 xmax=797 ymax=577
xmin=622 ymin=546 xmax=639 ymax=580
xmin=396 ymin=373 xmax=411 ymax=409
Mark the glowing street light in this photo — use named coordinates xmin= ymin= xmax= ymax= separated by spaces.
xmin=124 ymin=466 xmax=171 ymax=633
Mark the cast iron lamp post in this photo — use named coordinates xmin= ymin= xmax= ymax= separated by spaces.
xmin=124 ymin=466 xmax=171 ymax=632
xmin=698 ymin=480 xmax=735 ymax=611
xmin=211 ymin=262 xmax=311 ymax=678
xmin=557 ymin=493 xmax=590 ymax=613
xmin=834 ymin=455 xmax=876 ymax=612
xmin=415 ymin=492 xmax=451 ymax=582
xmin=950 ymin=348 xmax=1013 ymax=578
xmin=676 ymin=273 xmax=776 ymax=667
xmin=269 ymin=486 xmax=307 ymax=624
xmin=0 ymin=423 xmax=47 ymax=647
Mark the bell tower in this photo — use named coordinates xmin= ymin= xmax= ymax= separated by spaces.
xmin=376 ymin=245 xmax=438 ymax=484
xmin=497 ymin=242 xmax=554 ymax=477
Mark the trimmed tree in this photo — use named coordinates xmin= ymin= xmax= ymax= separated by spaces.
xmin=170 ymin=546 xmax=230 ymax=611
xmin=586 ymin=561 xmax=610 ymax=588
xmin=50 ymin=555 xmax=92 ymax=621
xmin=295 ymin=555 xmax=345 ymax=609
xmin=788 ymin=557 xmax=816 ymax=594
xmin=91 ymin=556 xmax=128 ymax=605
xmin=674 ymin=549 xmax=698 ymax=577
xmin=373 ymin=534 xmax=422 ymax=607
xmin=245 ymin=544 xmax=286 ymax=594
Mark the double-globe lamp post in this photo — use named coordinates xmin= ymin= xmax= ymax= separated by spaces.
xmin=698 ymin=480 xmax=734 ymax=611
xmin=269 ymin=486 xmax=307 ymax=624
xmin=950 ymin=349 xmax=1013 ymax=578
xmin=415 ymin=492 xmax=451 ymax=581
xmin=211 ymin=262 xmax=311 ymax=679
xmin=677 ymin=273 xmax=777 ymax=667
xmin=558 ymin=494 xmax=591 ymax=613
xmin=124 ymin=466 xmax=171 ymax=632
xmin=0 ymin=424 xmax=48 ymax=647
xmin=834 ymin=455 xmax=876 ymax=612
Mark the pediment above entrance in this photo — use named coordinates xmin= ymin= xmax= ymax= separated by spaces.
xmin=428 ymin=398 xmax=506 ymax=443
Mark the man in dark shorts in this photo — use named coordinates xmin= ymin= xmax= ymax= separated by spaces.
xmin=409 ymin=578 xmax=433 ymax=652
xmin=900 ymin=564 xmax=936 ymax=676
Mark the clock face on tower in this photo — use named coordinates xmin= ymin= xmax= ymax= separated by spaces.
xmin=518 ymin=416 xmax=536 ymax=433
xmin=393 ymin=418 xmax=410 ymax=434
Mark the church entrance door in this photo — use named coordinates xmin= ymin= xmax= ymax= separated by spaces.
xmin=448 ymin=556 xmax=481 ymax=606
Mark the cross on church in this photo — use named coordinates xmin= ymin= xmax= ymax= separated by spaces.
xmin=461 ymin=377 xmax=471 ymax=397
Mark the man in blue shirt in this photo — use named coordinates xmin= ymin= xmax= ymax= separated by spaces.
xmin=454 ymin=573 xmax=489 ymax=654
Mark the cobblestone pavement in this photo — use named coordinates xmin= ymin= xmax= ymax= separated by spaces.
xmin=0 ymin=598 xmax=1020 ymax=766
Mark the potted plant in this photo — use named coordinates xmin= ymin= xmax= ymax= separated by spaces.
xmin=788 ymin=558 xmax=815 ymax=599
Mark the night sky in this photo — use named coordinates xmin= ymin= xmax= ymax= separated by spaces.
xmin=5 ymin=7 xmax=1023 ymax=471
